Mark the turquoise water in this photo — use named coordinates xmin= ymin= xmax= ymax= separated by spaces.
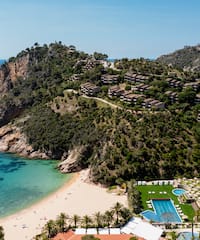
xmin=172 ymin=188 xmax=186 ymax=196
xmin=141 ymin=199 xmax=182 ymax=223
xmin=0 ymin=152 xmax=71 ymax=218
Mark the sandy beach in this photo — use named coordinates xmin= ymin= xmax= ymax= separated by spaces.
xmin=0 ymin=169 xmax=127 ymax=240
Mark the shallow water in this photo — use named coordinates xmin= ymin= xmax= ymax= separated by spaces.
xmin=0 ymin=152 xmax=70 ymax=218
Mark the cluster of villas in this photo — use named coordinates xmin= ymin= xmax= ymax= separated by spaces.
xmin=108 ymin=86 xmax=165 ymax=110
xmin=79 ymin=70 xmax=200 ymax=110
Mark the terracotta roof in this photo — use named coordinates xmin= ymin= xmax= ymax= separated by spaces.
xmin=52 ymin=230 xmax=74 ymax=240
xmin=52 ymin=231 xmax=143 ymax=240
xmin=69 ymin=234 xmax=139 ymax=240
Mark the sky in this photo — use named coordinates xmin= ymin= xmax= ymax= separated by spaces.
xmin=1 ymin=0 xmax=200 ymax=59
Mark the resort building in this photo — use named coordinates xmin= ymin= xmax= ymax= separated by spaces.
xmin=70 ymin=74 xmax=81 ymax=81
xmin=183 ymin=81 xmax=200 ymax=91
xmin=197 ymin=112 xmax=200 ymax=122
xmin=142 ymin=98 xmax=165 ymax=110
xmin=101 ymin=74 xmax=119 ymax=84
xmin=195 ymin=93 xmax=200 ymax=104
xmin=80 ymin=82 xmax=101 ymax=96
xmin=124 ymin=72 xmax=149 ymax=84
xmin=83 ymin=59 xmax=101 ymax=71
xmin=52 ymin=229 xmax=142 ymax=240
xmin=165 ymin=91 xmax=179 ymax=103
xmin=121 ymin=217 xmax=163 ymax=240
xmin=135 ymin=75 xmax=149 ymax=84
xmin=121 ymin=93 xmax=145 ymax=104
xmin=124 ymin=72 xmax=138 ymax=84
xmin=166 ymin=78 xmax=183 ymax=89
xmin=108 ymin=85 xmax=124 ymax=98
xmin=52 ymin=220 xmax=164 ymax=240
xmin=132 ymin=84 xmax=151 ymax=93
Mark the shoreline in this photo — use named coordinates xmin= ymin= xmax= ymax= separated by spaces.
xmin=0 ymin=171 xmax=78 ymax=222
xmin=0 ymin=169 xmax=127 ymax=240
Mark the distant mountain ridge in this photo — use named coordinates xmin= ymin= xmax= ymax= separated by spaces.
xmin=157 ymin=44 xmax=200 ymax=72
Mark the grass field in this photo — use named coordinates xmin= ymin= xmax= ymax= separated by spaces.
xmin=136 ymin=185 xmax=195 ymax=221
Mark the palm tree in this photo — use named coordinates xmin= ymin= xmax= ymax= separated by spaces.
xmin=56 ymin=212 xmax=68 ymax=232
xmin=120 ymin=207 xmax=132 ymax=225
xmin=71 ymin=214 xmax=81 ymax=229
xmin=93 ymin=212 xmax=102 ymax=234
xmin=82 ymin=215 xmax=92 ymax=234
xmin=113 ymin=202 xmax=123 ymax=225
xmin=0 ymin=226 xmax=4 ymax=240
xmin=104 ymin=210 xmax=114 ymax=234
xmin=44 ymin=220 xmax=57 ymax=238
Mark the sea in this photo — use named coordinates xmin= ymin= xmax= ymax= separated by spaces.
xmin=0 ymin=60 xmax=6 ymax=65
xmin=0 ymin=152 xmax=71 ymax=218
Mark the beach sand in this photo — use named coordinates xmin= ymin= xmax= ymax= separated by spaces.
xmin=0 ymin=169 xmax=127 ymax=240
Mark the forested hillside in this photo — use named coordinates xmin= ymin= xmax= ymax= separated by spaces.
xmin=0 ymin=42 xmax=200 ymax=186
xmin=22 ymin=93 xmax=200 ymax=186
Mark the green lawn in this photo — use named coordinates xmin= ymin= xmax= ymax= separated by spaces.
xmin=136 ymin=185 xmax=195 ymax=221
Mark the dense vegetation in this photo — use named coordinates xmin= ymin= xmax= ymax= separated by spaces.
xmin=0 ymin=42 xmax=200 ymax=186
xmin=22 ymin=92 xmax=200 ymax=186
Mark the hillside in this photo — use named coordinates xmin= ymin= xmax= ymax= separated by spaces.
xmin=157 ymin=44 xmax=200 ymax=72
xmin=0 ymin=42 xmax=200 ymax=186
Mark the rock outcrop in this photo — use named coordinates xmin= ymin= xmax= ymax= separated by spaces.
xmin=0 ymin=54 xmax=29 ymax=96
xmin=0 ymin=123 xmax=48 ymax=159
xmin=58 ymin=146 xmax=84 ymax=173
xmin=157 ymin=44 xmax=200 ymax=71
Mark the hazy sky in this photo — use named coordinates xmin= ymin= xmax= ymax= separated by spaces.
xmin=1 ymin=0 xmax=200 ymax=59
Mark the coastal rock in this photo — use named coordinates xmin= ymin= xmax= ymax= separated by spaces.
xmin=58 ymin=146 xmax=84 ymax=173
xmin=0 ymin=54 xmax=29 ymax=96
xmin=0 ymin=123 xmax=49 ymax=159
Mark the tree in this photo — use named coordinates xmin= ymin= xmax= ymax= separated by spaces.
xmin=178 ymin=88 xmax=196 ymax=104
xmin=0 ymin=226 xmax=4 ymax=240
xmin=120 ymin=207 xmax=132 ymax=225
xmin=104 ymin=210 xmax=114 ymax=234
xmin=71 ymin=214 xmax=81 ymax=228
xmin=93 ymin=52 xmax=108 ymax=60
xmin=44 ymin=220 xmax=57 ymax=238
xmin=56 ymin=212 xmax=68 ymax=232
xmin=113 ymin=202 xmax=123 ymax=225
xmin=93 ymin=212 xmax=102 ymax=234
xmin=82 ymin=215 xmax=92 ymax=234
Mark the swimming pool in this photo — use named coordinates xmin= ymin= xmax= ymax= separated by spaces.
xmin=141 ymin=199 xmax=182 ymax=223
xmin=172 ymin=188 xmax=186 ymax=196
xmin=177 ymin=232 xmax=199 ymax=240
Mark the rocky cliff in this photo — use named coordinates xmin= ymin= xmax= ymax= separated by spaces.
xmin=0 ymin=123 xmax=48 ymax=159
xmin=0 ymin=54 xmax=29 ymax=96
